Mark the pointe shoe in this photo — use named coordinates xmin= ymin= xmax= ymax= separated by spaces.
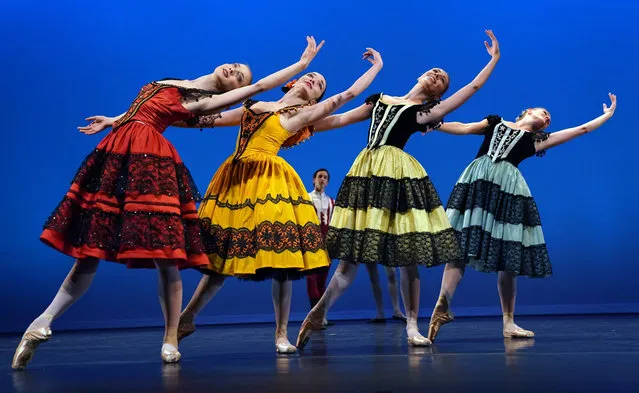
xmin=367 ymin=317 xmax=386 ymax=324
xmin=503 ymin=326 xmax=535 ymax=339
xmin=504 ymin=338 xmax=535 ymax=353
xmin=177 ymin=317 xmax=196 ymax=344
xmin=161 ymin=344 xmax=181 ymax=363
xmin=427 ymin=295 xmax=454 ymax=343
xmin=295 ymin=314 xmax=323 ymax=350
xmin=407 ymin=335 xmax=432 ymax=347
xmin=392 ymin=314 xmax=407 ymax=323
xmin=12 ymin=327 xmax=53 ymax=371
xmin=276 ymin=342 xmax=297 ymax=354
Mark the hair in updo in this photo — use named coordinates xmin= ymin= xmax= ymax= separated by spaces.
xmin=515 ymin=107 xmax=551 ymax=132
xmin=281 ymin=78 xmax=326 ymax=102
xmin=516 ymin=109 xmax=529 ymax=122
xmin=516 ymin=107 xmax=551 ymax=121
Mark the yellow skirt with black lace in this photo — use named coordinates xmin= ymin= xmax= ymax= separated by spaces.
xmin=326 ymin=145 xmax=461 ymax=267
xmin=197 ymin=149 xmax=330 ymax=281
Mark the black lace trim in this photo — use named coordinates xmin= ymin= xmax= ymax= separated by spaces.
xmin=325 ymin=227 xmax=461 ymax=267
xmin=43 ymin=196 xmax=206 ymax=255
xmin=199 ymin=266 xmax=330 ymax=282
xmin=456 ymin=226 xmax=552 ymax=278
xmin=483 ymin=115 xmax=502 ymax=132
xmin=200 ymin=219 xmax=325 ymax=259
xmin=244 ymin=98 xmax=259 ymax=108
xmin=532 ymin=131 xmax=551 ymax=157
xmin=185 ymin=113 xmax=221 ymax=131
xmin=203 ymin=194 xmax=314 ymax=211
xmin=446 ymin=180 xmax=542 ymax=226
xmin=71 ymin=148 xmax=201 ymax=203
xmin=335 ymin=175 xmax=444 ymax=213
xmin=416 ymin=100 xmax=443 ymax=132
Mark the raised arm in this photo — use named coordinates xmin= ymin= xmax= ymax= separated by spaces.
xmin=419 ymin=30 xmax=500 ymax=125
xmin=312 ymin=103 xmax=373 ymax=132
xmin=437 ymin=119 xmax=489 ymax=135
xmin=185 ymin=36 xmax=324 ymax=115
xmin=535 ymin=93 xmax=617 ymax=152
xmin=283 ymin=48 xmax=383 ymax=132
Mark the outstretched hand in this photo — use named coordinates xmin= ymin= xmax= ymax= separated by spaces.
xmin=78 ymin=116 xmax=111 ymax=135
xmin=484 ymin=29 xmax=500 ymax=59
xmin=363 ymin=48 xmax=383 ymax=68
xmin=603 ymin=92 xmax=617 ymax=116
xmin=300 ymin=36 xmax=325 ymax=66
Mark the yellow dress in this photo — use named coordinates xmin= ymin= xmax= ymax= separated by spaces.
xmin=198 ymin=100 xmax=330 ymax=281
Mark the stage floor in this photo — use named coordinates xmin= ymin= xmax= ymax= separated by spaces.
xmin=1 ymin=314 xmax=638 ymax=393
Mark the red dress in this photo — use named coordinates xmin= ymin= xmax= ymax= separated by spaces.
xmin=40 ymin=82 xmax=211 ymax=269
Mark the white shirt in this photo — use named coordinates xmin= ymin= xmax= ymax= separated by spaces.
xmin=308 ymin=190 xmax=334 ymax=226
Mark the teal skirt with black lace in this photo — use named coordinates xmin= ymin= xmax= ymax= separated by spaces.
xmin=445 ymin=155 xmax=552 ymax=278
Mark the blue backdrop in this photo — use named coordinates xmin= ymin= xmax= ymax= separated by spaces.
xmin=1 ymin=0 xmax=637 ymax=334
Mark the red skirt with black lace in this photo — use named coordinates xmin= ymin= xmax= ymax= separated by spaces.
xmin=40 ymin=119 xmax=210 ymax=269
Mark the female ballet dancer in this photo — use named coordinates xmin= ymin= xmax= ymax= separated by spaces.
xmin=150 ymin=48 xmax=385 ymax=354
xmin=11 ymin=36 xmax=323 ymax=370
xmin=427 ymin=93 xmax=617 ymax=342
xmin=296 ymin=29 xmax=501 ymax=349
xmin=366 ymin=265 xmax=406 ymax=323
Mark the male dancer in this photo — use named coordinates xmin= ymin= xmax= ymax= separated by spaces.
xmin=306 ymin=168 xmax=334 ymax=327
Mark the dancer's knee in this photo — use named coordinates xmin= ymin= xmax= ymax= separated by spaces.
xmin=400 ymin=265 xmax=419 ymax=280
xmin=75 ymin=257 xmax=99 ymax=274
xmin=155 ymin=260 xmax=181 ymax=283
xmin=385 ymin=266 xmax=397 ymax=282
